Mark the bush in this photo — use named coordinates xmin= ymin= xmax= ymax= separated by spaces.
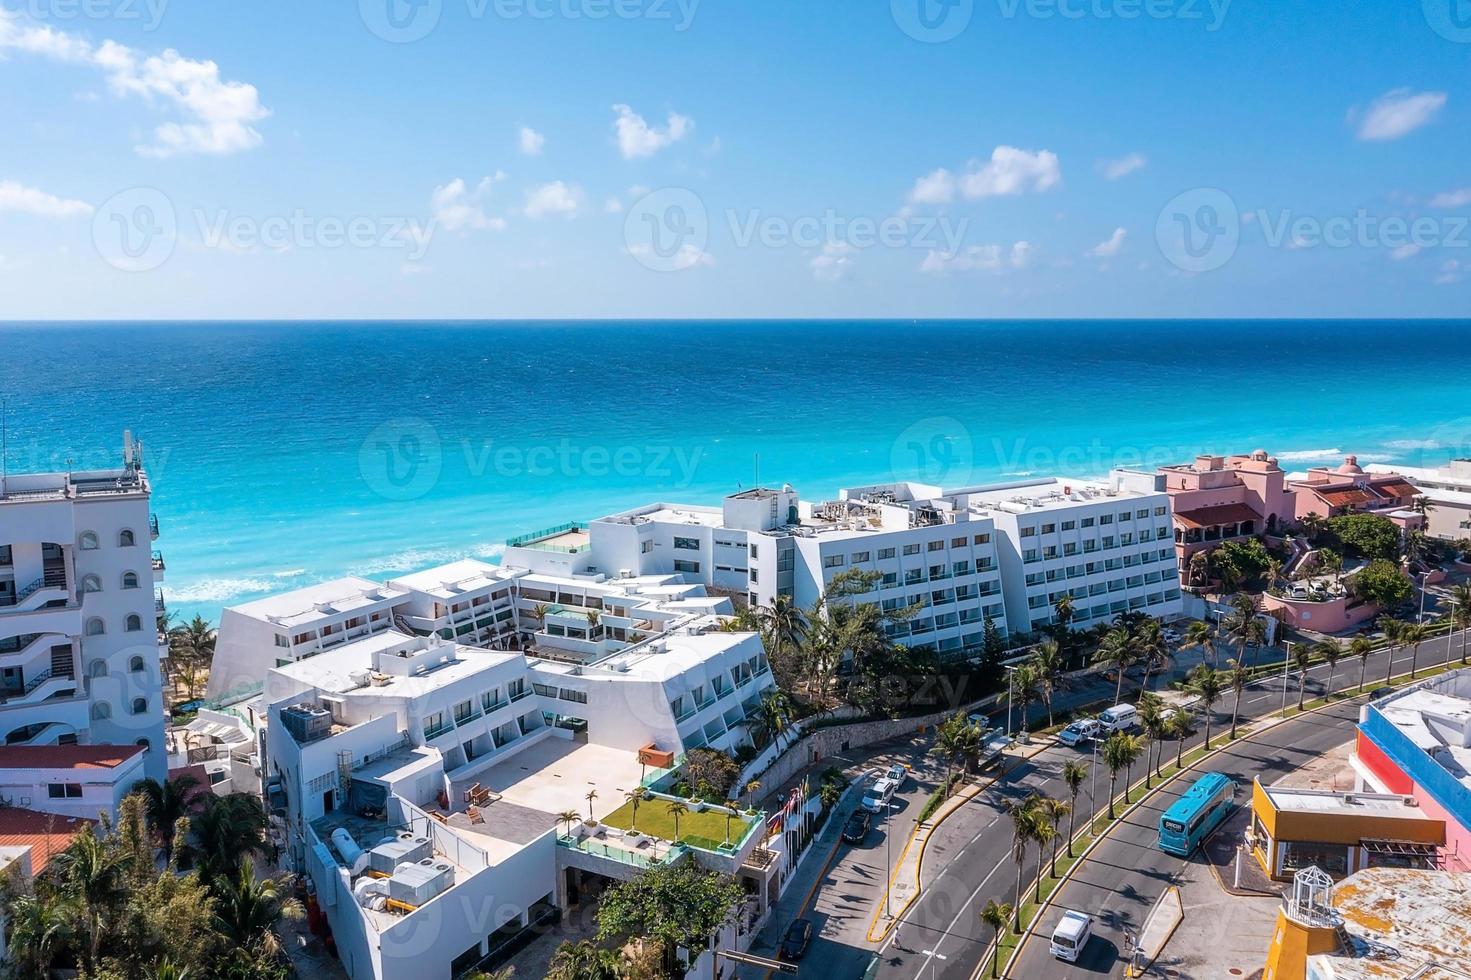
xmin=1350 ymin=559 xmax=1414 ymax=609
xmin=1326 ymin=513 xmax=1401 ymax=561
xmin=918 ymin=774 xmax=961 ymax=822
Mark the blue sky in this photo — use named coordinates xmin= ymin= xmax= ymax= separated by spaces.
xmin=1 ymin=0 xmax=1469 ymax=318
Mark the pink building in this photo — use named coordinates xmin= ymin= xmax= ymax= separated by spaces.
xmin=1288 ymin=455 xmax=1424 ymax=531
xmin=1157 ymin=451 xmax=1295 ymax=574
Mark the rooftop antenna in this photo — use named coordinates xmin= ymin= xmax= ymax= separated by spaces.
xmin=755 ymin=452 xmax=760 ymax=490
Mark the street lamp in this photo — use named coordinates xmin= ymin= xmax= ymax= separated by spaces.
xmin=1280 ymin=641 xmax=1293 ymax=717
xmin=1004 ymin=664 xmax=1019 ymax=738
xmin=1089 ymin=734 xmax=1100 ymax=833
xmin=922 ymin=949 xmax=948 ymax=980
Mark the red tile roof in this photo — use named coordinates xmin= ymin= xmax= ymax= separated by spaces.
xmin=0 ymin=744 xmax=144 ymax=771
xmin=0 ymin=807 xmax=90 ymax=874
xmin=1174 ymin=502 xmax=1261 ymax=529
xmin=1315 ymin=486 xmax=1379 ymax=507
xmin=1373 ymin=479 xmax=1421 ymax=500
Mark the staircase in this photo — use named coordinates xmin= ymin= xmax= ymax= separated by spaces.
xmin=50 ymin=644 xmax=75 ymax=679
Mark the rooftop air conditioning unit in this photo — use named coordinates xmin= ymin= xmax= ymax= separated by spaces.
xmin=1404 ymin=797 xmax=1419 ymax=807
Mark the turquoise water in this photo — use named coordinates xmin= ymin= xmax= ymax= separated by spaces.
xmin=2 ymin=320 xmax=1468 ymax=623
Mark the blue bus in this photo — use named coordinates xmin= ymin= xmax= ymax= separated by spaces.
xmin=1158 ymin=772 xmax=1238 ymax=856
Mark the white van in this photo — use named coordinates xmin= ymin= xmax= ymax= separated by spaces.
xmin=861 ymin=777 xmax=898 ymax=813
xmin=1099 ymin=703 xmax=1139 ymax=733
xmin=1050 ymin=909 xmax=1092 ymax=962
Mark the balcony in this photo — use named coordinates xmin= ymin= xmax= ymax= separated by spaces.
xmin=0 ymin=669 xmax=79 ymax=707
xmin=0 ymin=570 xmax=71 ymax=616
xmin=151 ymin=551 xmax=166 ymax=582
xmin=422 ymin=718 xmax=457 ymax=741
xmin=154 ymin=589 xmax=166 ymax=615
xmin=149 ymin=513 xmax=160 ymax=539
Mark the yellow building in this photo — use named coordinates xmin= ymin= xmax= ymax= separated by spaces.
xmin=1249 ymin=778 xmax=1444 ymax=881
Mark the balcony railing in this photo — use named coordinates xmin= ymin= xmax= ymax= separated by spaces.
xmin=0 ymin=571 xmax=69 ymax=612
xmin=0 ymin=668 xmax=77 ymax=704
xmin=149 ymin=513 xmax=160 ymax=539
xmin=155 ymin=590 xmax=166 ymax=614
xmin=422 ymin=719 xmax=456 ymax=740
xmin=151 ymin=551 xmax=165 ymax=572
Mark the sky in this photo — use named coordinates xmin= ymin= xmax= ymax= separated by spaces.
xmin=0 ymin=0 xmax=1469 ymax=319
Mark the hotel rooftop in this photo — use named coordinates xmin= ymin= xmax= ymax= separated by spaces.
xmin=229 ymin=576 xmax=409 ymax=628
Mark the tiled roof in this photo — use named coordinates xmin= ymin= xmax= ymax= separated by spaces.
xmin=1174 ymin=502 xmax=1261 ymax=529
xmin=1372 ymin=479 xmax=1421 ymax=500
xmin=0 ymin=744 xmax=144 ymax=771
xmin=1315 ymin=486 xmax=1379 ymax=507
xmin=0 ymin=807 xmax=90 ymax=874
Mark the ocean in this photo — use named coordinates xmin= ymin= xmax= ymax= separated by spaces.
xmin=2 ymin=320 xmax=1468 ymax=624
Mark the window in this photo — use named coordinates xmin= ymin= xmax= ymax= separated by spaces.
xmin=823 ymin=554 xmax=844 ymax=568
xmin=927 ymin=540 xmax=944 ymax=552
xmin=1154 ymin=506 xmax=1168 ymax=517
xmin=973 ymin=533 xmax=991 ymax=545
xmin=878 ymin=547 xmax=896 ymax=560
xmin=903 ymin=544 xmax=920 ymax=556
xmin=673 ymin=559 xmax=700 ymax=573
xmin=136 ymin=737 xmax=150 ymax=750
xmin=1081 ymin=517 xmax=1095 ymax=528
xmin=121 ymin=571 xmax=139 ymax=590
xmin=851 ymin=551 xmax=870 ymax=563
xmin=950 ymin=537 xmax=966 ymax=548
xmin=1023 ymin=549 xmax=1039 ymax=563
xmin=118 ymin=529 xmax=136 ymax=547
xmin=48 ymin=783 xmax=83 ymax=799
xmin=0 ymin=545 xmax=11 ymax=566
xmin=1137 ymin=509 xmax=1149 ymax=519
xmin=85 ymin=618 xmax=105 ymax=636
xmin=125 ymin=614 xmax=142 ymax=633
xmin=1041 ymin=523 xmax=1056 ymax=534
xmin=673 ymin=536 xmax=700 ymax=551
xmin=128 ymin=655 xmax=146 ymax=672
xmin=79 ymin=531 xmax=99 ymax=550
xmin=1100 ymin=514 xmax=1113 ymax=525
xmin=1020 ymin=526 xmax=1037 ymax=537
xmin=131 ymin=697 xmax=148 ymax=715
xmin=274 ymin=634 xmax=289 ymax=649
xmin=80 ymin=575 xmax=102 ymax=594
xmin=749 ymin=543 xmax=759 ymax=559
xmin=90 ymin=702 xmax=111 ymax=720
xmin=748 ymin=568 xmax=758 ymax=583
xmin=559 ymin=688 xmax=588 ymax=704
xmin=1061 ymin=520 xmax=1076 ymax=531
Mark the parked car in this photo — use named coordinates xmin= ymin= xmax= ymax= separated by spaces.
xmin=1098 ymin=703 xmax=1140 ymax=733
xmin=1369 ymin=686 xmax=1394 ymax=701
xmin=885 ymin=763 xmax=908 ymax=786
xmin=779 ymin=918 xmax=813 ymax=960
xmin=1057 ymin=718 xmax=1102 ymax=747
xmin=1162 ymin=627 xmax=1183 ymax=643
xmin=861 ymin=777 xmax=899 ymax=813
xmin=841 ymin=809 xmax=871 ymax=844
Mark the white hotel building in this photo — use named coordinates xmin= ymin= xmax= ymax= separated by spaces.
xmin=0 ymin=437 xmax=167 ymax=785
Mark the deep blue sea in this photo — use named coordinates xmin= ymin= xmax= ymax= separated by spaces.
xmin=2 ymin=320 xmax=1469 ymax=624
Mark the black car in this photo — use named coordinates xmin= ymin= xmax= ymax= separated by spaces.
xmin=841 ymin=809 xmax=871 ymax=844
xmin=779 ymin=918 xmax=813 ymax=960
xmin=1369 ymin=686 xmax=1394 ymax=700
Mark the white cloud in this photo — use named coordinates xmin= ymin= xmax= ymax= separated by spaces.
xmin=518 ymin=126 xmax=545 ymax=156
xmin=603 ymin=196 xmax=624 ymax=213
xmin=431 ymin=177 xmax=506 ymax=232
xmin=523 ymin=180 xmax=581 ymax=219
xmin=0 ymin=8 xmax=268 ymax=157
xmin=907 ymin=147 xmax=1060 ymax=205
xmin=1089 ymin=227 xmax=1127 ymax=258
xmin=626 ymin=242 xmax=713 ymax=267
xmin=1391 ymin=243 xmax=1422 ymax=261
xmin=0 ymin=180 xmax=93 ymax=218
xmin=399 ymin=262 xmax=430 ymax=278
xmin=1099 ymin=153 xmax=1147 ymax=180
xmin=1435 ymin=259 xmax=1465 ymax=285
xmin=611 ymin=104 xmax=691 ymax=159
xmin=1430 ymin=188 xmax=1471 ymax=209
xmin=919 ymin=241 xmax=1031 ymax=275
xmin=1353 ymin=89 xmax=1447 ymax=142
xmin=810 ymin=242 xmax=854 ymax=281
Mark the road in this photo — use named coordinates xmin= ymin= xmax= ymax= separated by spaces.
xmin=1009 ymin=700 xmax=1362 ymax=979
xmin=785 ymin=628 xmax=1471 ymax=980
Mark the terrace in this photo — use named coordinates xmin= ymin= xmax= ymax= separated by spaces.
xmin=505 ymin=522 xmax=591 ymax=554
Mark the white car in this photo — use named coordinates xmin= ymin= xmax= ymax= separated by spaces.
xmin=1050 ymin=909 xmax=1092 ymax=962
xmin=861 ymin=777 xmax=899 ymax=813
xmin=1057 ymin=718 xmax=1102 ymax=747
xmin=885 ymin=763 xmax=908 ymax=787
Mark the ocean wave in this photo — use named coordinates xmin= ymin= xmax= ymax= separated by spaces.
xmin=1273 ymin=448 xmax=1343 ymax=461
xmin=164 ymin=578 xmax=279 ymax=603
xmin=353 ymin=543 xmax=504 ymax=577
xmin=273 ymin=568 xmax=307 ymax=578
xmin=1383 ymin=439 xmax=1443 ymax=451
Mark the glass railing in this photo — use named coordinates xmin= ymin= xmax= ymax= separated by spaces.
xmin=423 ymin=719 xmax=456 ymax=740
xmin=556 ymin=834 xmax=689 ymax=868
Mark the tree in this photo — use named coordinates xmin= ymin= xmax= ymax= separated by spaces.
xmin=1226 ymin=658 xmax=1251 ymax=740
xmin=623 ymin=790 xmax=644 ymax=833
xmin=680 ymin=748 xmax=741 ymax=801
xmin=1101 ymin=733 xmax=1143 ymax=820
xmin=168 ymin=615 xmax=217 ymax=700
xmin=1351 ymin=560 xmax=1415 ymax=611
xmin=184 ymin=793 xmax=269 ymax=884
xmin=1293 ymin=643 xmax=1313 ymax=711
xmin=547 ymin=940 xmax=623 ymax=980
xmin=585 ymin=789 xmax=599 ymax=821
xmin=1401 ymin=622 xmax=1430 ymax=680
xmin=1451 ymin=581 xmax=1471 ymax=665
xmin=558 ymin=809 xmax=581 ymax=838
xmin=666 ymin=801 xmax=689 ymax=842
xmin=4 ymin=892 xmax=74 ymax=977
xmin=596 ymin=862 xmax=746 ymax=977
xmin=1312 ymin=639 xmax=1343 ymax=697
xmin=1029 ymin=815 xmax=1056 ymax=901
xmin=980 ymin=900 xmax=1013 ymax=978
xmin=1039 ymin=797 xmax=1071 ymax=879
xmin=1167 ymin=710 xmax=1192 ymax=769
xmin=1184 ymin=663 xmax=1225 ymax=749
xmin=1319 ymin=548 xmax=1344 ymax=584
xmin=1328 ymin=513 xmax=1401 ymax=561
xmin=934 ymin=712 xmax=981 ymax=791
xmin=1008 ymin=662 xmax=1041 ymax=736
xmin=1006 ymin=794 xmax=1041 ymax=931
xmin=1093 ymin=627 xmax=1138 ymax=707
xmin=50 ymin=823 xmax=130 ymax=970
xmin=210 ymin=858 xmax=302 ymax=957
xmin=1182 ymin=621 xmax=1216 ymax=667
xmin=1133 ymin=618 xmax=1171 ymax=692
xmin=1061 ymin=760 xmax=1087 ymax=857
xmin=1351 ymin=635 xmax=1374 ymax=692
xmin=1137 ymin=692 xmax=1167 ymax=785
xmin=1031 ymin=640 xmax=1066 ymax=729
xmin=135 ymin=773 xmax=204 ymax=865
xmin=979 ymin=614 xmax=1007 ymax=691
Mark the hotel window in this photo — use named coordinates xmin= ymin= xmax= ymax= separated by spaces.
xmin=903 ymin=544 xmax=921 ymax=556
xmin=130 ymin=697 xmax=148 ymax=715
xmin=823 ymin=554 xmax=844 ymax=568
xmin=81 ymin=575 xmax=102 ymax=594
xmin=1102 ymin=536 xmax=1115 ymax=549
xmin=673 ymin=559 xmax=700 ymax=573
xmin=48 ymin=783 xmax=84 ymax=799
xmin=973 ymin=533 xmax=991 ymax=545
xmin=1121 ymin=532 xmax=1134 ymax=545
xmin=1061 ymin=520 xmax=1075 ymax=531
xmin=0 ymin=545 xmax=9 ymax=565
xmin=1043 ymin=546 xmax=1058 ymax=560
xmin=851 ymin=551 xmax=870 ymax=563
xmin=126 ymin=614 xmax=142 ymax=632
xmin=1154 ymin=506 xmax=1168 ymax=516
xmin=1041 ymin=523 xmax=1056 ymax=534
xmin=85 ymin=618 xmax=105 ymax=636
xmin=79 ymin=531 xmax=99 ymax=551
xmin=641 ymin=540 xmax=654 ymax=554
xmin=1063 ymin=542 xmax=1078 ymax=556
xmin=927 ymin=540 xmax=944 ymax=552
xmin=878 ymin=547 xmax=896 ymax=559
xmin=1023 ymin=549 xmax=1039 ymax=563
xmin=673 ymin=536 xmax=700 ymax=550
xmin=454 ymin=700 xmax=475 ymax=723
xmin=1100 ymin=514 xmax=1113 ymax=525
xmin=1156 ymin=527 xmax=1170 ymax=540
xmin=749 ymin=568 xmax=758 ymax=583
xmin=118 ymin=529 xmax=136 ymax=547
xmin=1081 ymin=517 xmax=1095 ymax=528
xmin=1020 ymin=526 xmax=1037 ymax=537
xmin=559 ymin=688 xmax=588 ymax=704
xmin=121 ymin=571 xmax=139 ymax=590
xmin=749 ymin=543 xmax=759 ymax=558
xmin=882 ymin=572 xmax=898 ymax=587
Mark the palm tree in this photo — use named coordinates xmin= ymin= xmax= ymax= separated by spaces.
xmin=1007 ymin=794 xmax=1041 ymax=931
xmin=167 ymin=614 xmax=217 ymax=699
xmin=1031 ymin=639 xmax=1066 ymax=729
xmin=1293 ymin=643 xmax=1313 ymax=711
xmin=135 ymin=772 xmax=203 ymax=864
xmin=1449 ymin=581 xmax=1471 ymax=665
xmin=4 ymin=892 xmax=73 ymax=977
xmin=1244 ymin=616 xmax=1268 ymax=670
xmin=585 ymin=789 xmax=598 ymax=821
xmin=1182 ymin=620 xmax=1216 ymax=667
xmin=1008 ymin=662 xmax=1041 ymax=736
xmin=1312 ymin=639 xmax=1343 ymax=696
xmin=1093 ymin=626 xmax=1138 ymax=707
xmin=666 ymin=801 xmax=689 ymax=842
xmin=1226 ymin=658 xmax=1251 ymax=739
xmin=1380 ymin=616 xmax=1405 ymax=685
xmin=1184 ymin=663 xmax=1225 ymax=749
xmin=1101 ymin=732 xmax=1143 ymax=820
xmin=1061 ymin=760 xmax=1087 ymax=857
xmin=547 ymin=940 xmax=623 ymax=980
xmin=758 ymin=689 xmax=795 ymax=750
xmin=1402 ymin=622 xmax=1430 ymax=680
xmin=51 ymin=825 xmax=129 ymax=970
xmin=1029 ymin=817 xmax=1057 ymax=901
xmin=1167 ymin=710 xmax=1192 ymax=770
xmin=934 ymin=713 xmax=981 ymax=790
xmin=1039 ymin=796 xmax=1071 ymax=878
xmin=557 ymin=809 xmax=580 ymax=838
xmin=623 ymin=789 xmax=643 ymax=833
xmin=1141 ymin=691 xmax=1165 ymax=782
xmin=980 ymin=900 xmax=1013 ymax=978
xmin=1351 ymin=635 xmax=1374 ymax=692
xmin=184 ymin=793 xmax=269 ymax=883
xmin=1133 ymin=618 xmax=1170 ymax=692
xmin=211 ymin=856 xmax=303 ymax=955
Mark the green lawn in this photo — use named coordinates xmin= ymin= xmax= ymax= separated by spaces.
xmin=601 ymin=798 xmax=753 ymax=846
